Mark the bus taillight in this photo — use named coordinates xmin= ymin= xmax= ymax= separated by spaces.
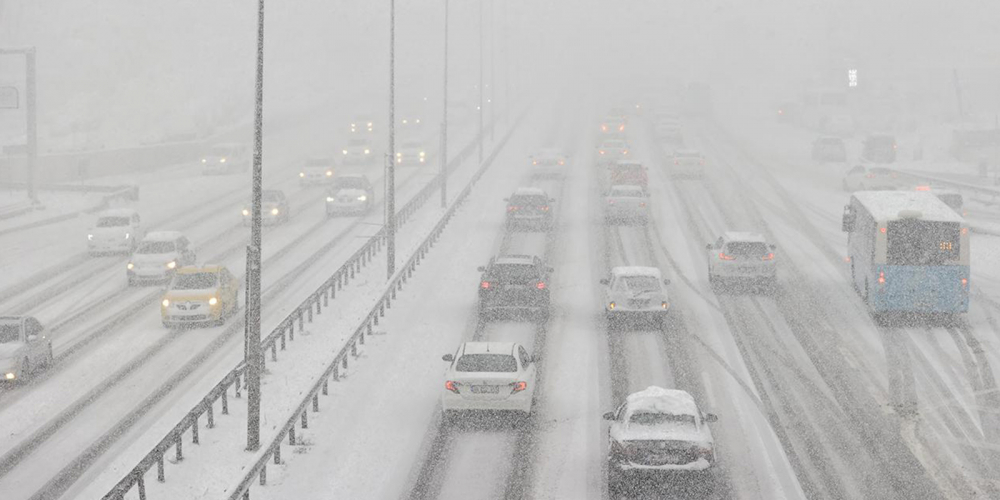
xmin=719 ymin=252 xmax=736 ymax=261
xmin=878 ymin=271 xmax=885 ymax=284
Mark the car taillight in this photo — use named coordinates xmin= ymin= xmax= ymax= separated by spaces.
xmin=619 ymin=124 xmax=624 ymax=131
xmin=762 ymin=253 xmax=774 ymax=261
xmin=599 ymin=150 xmax=605 ymax=155
xmin=878 ymin=271 xmax=885 ymax=284
xmin=445 ymin=381 xmax=460 ymax=394
xmin=719 ymin=252 xmax=736 ymax=261
xmin=536 ymin=282 xmax=546 ymax=290
xmin=866 ymin=173 xmax=875 ymax=178
xmin=674 ymin=160 xmax=679 ymax=165
xmin=481 ymin=281 xmax=490 ymax=289
xmin=961 ymin=278 xmax=968 ymax=287
xmin=541 ymin=205 xmax=550 ymax=211
xmin=508 ymin=206 xmax=519 ymax=212
xmin=601 ymin=125 xmax=608 ymax=132
xmin=513 ymin=381 xmax=527 ymax=392
xmin=639 ymin=202 xmax=646 ymax=207
xmin=622 ymin=150 xmax=629 ymax=155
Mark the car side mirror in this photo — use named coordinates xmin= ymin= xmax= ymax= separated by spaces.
xmin=770 ymin=244 xmax=776 ymax=250
xmin=27 ymin=335 xmax=38 ymax=342
xmin=477 ymin=266 xmax=486 ymax=272
xmin=705 ymin=244 xmax=713 ymax=250
xmin=599 ymin=278 xmax=609 ymax=285
xmin=704 ymin=413 xmax=719 ymax=423
xmin=663 ymin=279 xmax=671 ymax=286
xmin=602 ymin=411 xmax=615 ymax=421
xmin=442 ymin=354 xmax=454 ymax=362
xmin=547 ymin=267 xmax=554 ymax=273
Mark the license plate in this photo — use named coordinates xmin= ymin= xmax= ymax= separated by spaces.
xmin=739 ymin=266 xmax=756 ymax=273
xmin=505 ymin=285 xmax=527 ymax=290
xmin=471 ymin=385 xmax=499 ymax=394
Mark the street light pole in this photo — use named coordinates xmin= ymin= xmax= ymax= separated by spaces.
xmin=489 ymin=0 xmax=495 ymax=142
xmin=386 ymin=0 xmax=397 ymax=279
xmin=478 ymin=0 xmax=483 ymax=167
xmin=440 ymin=0 xmax=449 ymax=208
xmin=244 ymin=0 xmax=265 ymax=452
xmin=24 ymin=48 xmax=37 ymax=204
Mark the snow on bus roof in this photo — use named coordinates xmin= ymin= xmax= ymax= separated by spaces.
xmin=853 ymin=191 xmax=962 ymax=223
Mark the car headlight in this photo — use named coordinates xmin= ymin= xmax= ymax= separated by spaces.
xmin=364 ymin=149 xmax=370 ymax=155
xmin=419 ymin=151 xmax=425 ymax=157
xmin=271 ymin=208 xmax=279 ymax=215
xmin=220 ymin=158 xmax=227 ymax=163
xmin=124 ymin=233 xmax=130 ymax=239
xmin=396 ymin=152 xmax=402 ymax=158
xmin=202 ymin=158 xmax=207 ymax=163
xmin=299 ymin=172 xmax=305 ymax=178
xmin=326 ymin=196 xmax=334 ymax=202
xmin=357 ymin=195 xmax=367 ymax=201
xmin=4 ymin=373 xmax=14 ymax=380
xmin=342 ymin=150 xmax=348 ymax=155
xmin=326 ymin=170 xmax=333 ymax=177
xmin=242 ymin=209 xmax=250 ymax=216
xmin=87 ymin=234 xmax=93 ymax=240
xmin=662 ymin=301 xmax=669 ymax=309
xmin=209 ymin=297 xmax=218 ymax=306
xmin=127 ymin=262 xmax=134 ymax=270
xmin=609 ymin=302 xmax=616 ymax=310
xmin=166 ymin=261 xmax=177 ymax=269
xmin=162 ymin=299 xmax=170 ymax=307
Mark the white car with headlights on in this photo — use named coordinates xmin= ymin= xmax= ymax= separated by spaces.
xmin=342 ymin=138 xmax=375 ymax=165
xmin=669 ymin=149 xmax=705 ymax=179
xmin=441 ymin=341 xmax=537 ymax=422
xmin=706 ymin=232 xmax=777 ymax=291
xmin=201 ymin=143 xmax=248 ymax=175
xmin=0 ymin=316 xmax=53 ymax=382
xmin=602 ymin=266 xmax=670 ymax=328
xmin=529 ymin=147 xmax=568 ymax=178
xmin=126 ymin=231 xmax=197 ymax=286
xmin=299 ymin=157 xmax=336 ymax=186
xmin=396 ymin=140 xmax=427 ymax=165
xmin=597 ymin=139 xmax=631 ymax=165
xmin=242 ymin=189 xmax=290 ymax=226
xmin=604 ymin=386 xmax=718 ymax=493
xmin=87 ymin=208 xmax=143 ymax=255
xmin=326 ymin=175 xmax=374 ymax=216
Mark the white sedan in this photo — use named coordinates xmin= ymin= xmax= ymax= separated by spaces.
xmin=0 ymin=316 xmax=54 ymax=382
xmin=441 ymin=342 xmax=537 ymax=421
xmin=530 ymin=147 xmax=568 ymax=178
xmin=601 ymin=266 xmax=670 ymax=327
xmin=604 ymin=185 xmax=649 ymax=225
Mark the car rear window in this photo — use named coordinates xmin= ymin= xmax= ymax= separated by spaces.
xmin=0 ymin=324 xmax=20 ymax=343
xmin=621 ymin=276 xmax=659 ymax=292
xmin=629 ymin=411 xmax=695 ymax=426
xmin=456 ymin=354 xmax=517 ymax=373
xmin=724 ymin=242 xmax=768 ymax=257
xmin=96 ymin=217 xmax=130 ymax=227
xmin=610 ymin=188 xmax=643 ymax=197
xmin=333 ymin=178 xmax=368 ymax=190
xmin=487 ymin=263 xmax=539 ymax=281
xmin=509 ymin=195 xmax=547 ymax=206
xmin=614 ymin=165 xmax=643 ymax=174
xmin=172 ymin=272 xmax=218 ymax=290
xmin=137 ymin=241 xmax=176 ymax=254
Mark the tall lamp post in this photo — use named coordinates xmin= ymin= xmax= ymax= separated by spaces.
xmin=386 ymin=0 xmax=397 ymax=279
xmin=244 ymin=0 xmax=265 ymax=452
xmin=0 ymin=47 xmax=38 ymax=204
xmin=478 ymin=0 xmax=483 ymax=167
xmin=440 ymin=0 xmax=449 ymax=208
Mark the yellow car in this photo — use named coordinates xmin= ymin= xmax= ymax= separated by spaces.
xmin=161 ymin=265 xmax=240 ymax=328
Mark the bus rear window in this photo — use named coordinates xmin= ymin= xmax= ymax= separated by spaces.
xmin=887 ymin=220 xmax=960 ymax=265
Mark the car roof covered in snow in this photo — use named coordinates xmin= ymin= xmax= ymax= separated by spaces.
xmin=494 ymin=254 xmax=536 ymax=265
xmin=626 ymin=386 xmax=699 ymax=416
xmin=611 ymin=266 xmax=662 ymax=278
xmin=723 ymin=231 xmax=768 ymax=243
xmin=512 ymin=187 xmax=546 ymax=197
xmin=538 ymin=147 xmax=562 ymax=155
xmin=143 ymin=231 xmax=184 ymax=242
xmin=853 ymin=191 xmax=963 ymax=223
xmin=608 ymin=184 xmax=644 ymax=194
xmin=462 ymin=342 xmax=516 ymax=356
xmin=97 ymin=208 xmax=138 ymax=218
xmin=673 ymin=149 xmax=701 ymax=157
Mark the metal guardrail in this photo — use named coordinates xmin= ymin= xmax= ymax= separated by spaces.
xmin=100 ymin=114 xmax=513 ymax=500
xmin=891 ymin=168 xmax=1000 ymax=202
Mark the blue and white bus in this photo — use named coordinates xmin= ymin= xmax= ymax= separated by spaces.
xmin=842 ymin=191 xmax=969 ymax=317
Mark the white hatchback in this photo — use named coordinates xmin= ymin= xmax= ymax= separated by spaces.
xmin=87 ymin=209 xmax=142 ymax=255
xmin=441 ymin=342 xmax=537 ymax=419
xmin=604 ymin=185 xmax=649 ymax=225
xmin=601 ymin=267 xmax=670 ymax=327
xmin=706 ymin=232 xmax=776 ymax=288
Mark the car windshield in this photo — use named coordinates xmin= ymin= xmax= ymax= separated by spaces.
xmin=349 ymin=139 xmax=368 ymax=146
xmin=725 ymin=242 xmax=769 ymax=257
xmin=0 ymin=323 xmax=20 ymax=343
xmin=333 ymin=177 xmax=367 ymax=190
xmin=262 ymin=192 xmax=282 ymax=202
xmin=305 ymin=159 xmax=330 ymax=167
xmin=136 ymin=241 xmax=176 ymax=254
xmin=455 ymin=354 xmax=517 ymax=373
xmin=210 ymin=147 xmax=233 ymax=156
xmin=96 ymin=216 xmax=130 ymax=227
xmin=172 ymin=272 xmax=218 ymax=290
xmin=621 ymin=276 xmax=659 ymax=292
xmin=629 ymin=411 xmax=696 ymax=426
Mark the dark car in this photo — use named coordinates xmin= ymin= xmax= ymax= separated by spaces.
xmin=862 ymin=134 xmax=897 ymax=163
xmin=811 ymin=137 xmax=847 ymax=162
xmin=477 ymin=255 xmax=552 ymax=322
xmin=505 ymin=187 xmax=554 ymax=231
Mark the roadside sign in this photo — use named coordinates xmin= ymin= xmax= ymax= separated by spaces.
xmin=0 ymin=86 xmax=18 ymax=109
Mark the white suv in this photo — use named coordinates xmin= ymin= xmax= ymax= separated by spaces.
xmin=604 ymin=386 xmax=718 ymax=493
xmin=0 ymin=316 xmax=54 ymax=382
xmin=706 ymin=232 xmax=776 ymax=290
xmin=440 ymin=342 xmax=537 ymax=422
xmin=601 ymin=267 xmax=670 ymax=328
xmin=127 ymin=231 xmax=197 ymax=285
xmin=87 ymin=209 xmax=143 ymax=255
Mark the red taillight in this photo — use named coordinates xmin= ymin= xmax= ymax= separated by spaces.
xmin=481 ymin=281 xmax=490 ymax=289
xmin=601 ymin=125 xmax=608 ymax=132
xmin=619 ymin=124 xmax=625 ymax=131
xmin=639 ymin=202 xmax=646 ymax=207
xmin=878 ymin=271 xmax=885 ymax=284
xmin=961 ymin=278 xmax=968 ymax=287
xmin=508 ymin=206 xmax=519 ymax=212
xmin=513 ymin=381 xmax=527 ymax=392
xmin=599 ymin=150 xmax=605 ymax=155
xmin=777 ymin=109 xmax=784 ymax=115
xmin=915 ymin=185 xmax=930 ymax=191
xmin=536 ymin=282 xmax=546 ymax=290
xmin=866 ymin=173 xmax=876 ymax=178
xmin=541 ymin=205 xmax=550 ymax=211
xmin=445 ymin=381 xmax=459 ymax=393
xmin=608 ymin=199 xmax=615 ymax=205
xmin=762 ymin=253 xmax=774 ymax=261
xmin=719 ymin=252 xmax=736 ymax=261
xmin=880 ymin=227 xmax=887 ymax=233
